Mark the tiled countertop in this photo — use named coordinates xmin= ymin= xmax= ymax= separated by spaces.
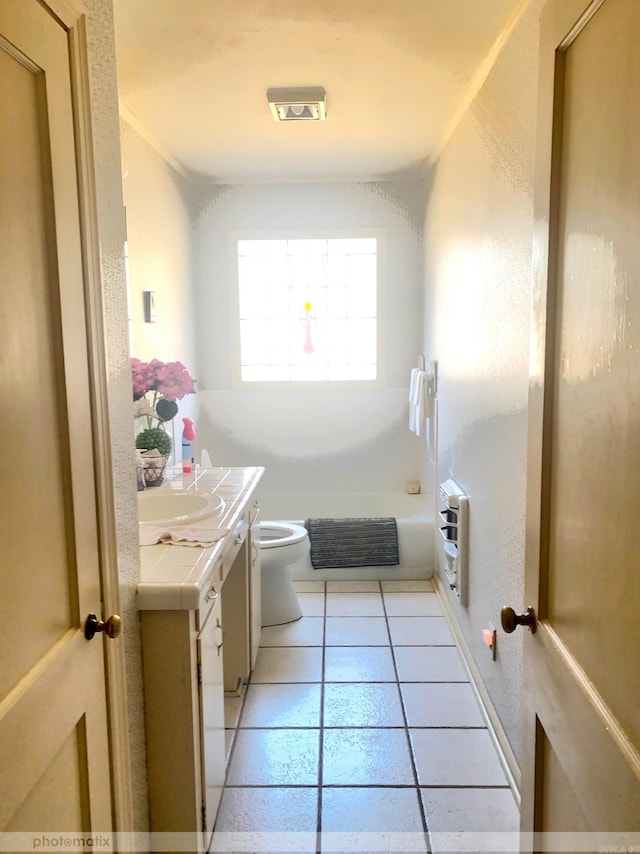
xmin=137 ymin=466 xmax=264 ymax=611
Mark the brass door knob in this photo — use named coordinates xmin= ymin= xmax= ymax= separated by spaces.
xmin=84 ymin=613 xmax=122 ymax=640
xmin=500 ymin=605 xmax=537 ymax=634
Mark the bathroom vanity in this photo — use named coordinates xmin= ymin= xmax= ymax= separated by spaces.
xmin=136 ymin=466 xmax=263 ymax=852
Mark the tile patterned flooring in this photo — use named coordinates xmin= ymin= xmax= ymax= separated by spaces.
xmin=212 ymin=580 xmax=519 ymax=853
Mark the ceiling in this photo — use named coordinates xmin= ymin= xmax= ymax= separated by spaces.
xmin=113 ymin=0 xmax=523 ymax=183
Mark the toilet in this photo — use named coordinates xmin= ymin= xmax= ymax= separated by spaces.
xmin=257 ymin=522 xmax=309 ymax=626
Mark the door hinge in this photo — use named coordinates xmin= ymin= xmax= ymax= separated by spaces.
xmin=201 ymin=804 xmax=207 ymax=832
xmin=197 ymin=662 xmax=202 ymax=685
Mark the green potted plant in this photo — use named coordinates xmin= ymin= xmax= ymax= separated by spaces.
xmin=132 ymin=357 xmax=195 ymax=485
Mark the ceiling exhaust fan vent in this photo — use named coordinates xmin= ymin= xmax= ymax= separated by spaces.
xmin=267 ymin=87 xmax=327 ymax=122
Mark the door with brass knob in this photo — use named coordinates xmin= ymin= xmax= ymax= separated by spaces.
xmin=519 ymin=0 xmax=640 ymax=842
xmin=0 ymin=0 xmax=119 ymax=832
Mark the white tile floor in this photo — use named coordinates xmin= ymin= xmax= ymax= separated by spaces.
xmin=213 ymin=580 xmax=519 ymax=854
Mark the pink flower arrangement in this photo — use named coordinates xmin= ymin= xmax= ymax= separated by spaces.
xmin=132 ymin=357 xmax=195 ymax=425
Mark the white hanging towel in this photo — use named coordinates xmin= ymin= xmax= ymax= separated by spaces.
xmin=409 ymin=368 xmax=420 ymax=432
xmin=412 ymin=370 xmax=428 ymax=437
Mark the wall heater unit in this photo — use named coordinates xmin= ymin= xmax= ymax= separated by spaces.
xmin=439 ymin=479 xmax=469 ymax=606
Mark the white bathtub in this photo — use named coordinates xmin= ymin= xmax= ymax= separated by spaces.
xmin=258 ymin=491 xmax=434 ymax=582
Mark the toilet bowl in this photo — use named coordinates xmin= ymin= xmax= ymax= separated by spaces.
xmin=257 ymin=522 xmax=309 ymax=626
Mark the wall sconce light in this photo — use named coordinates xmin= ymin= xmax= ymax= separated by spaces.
xmin=143 ymin=291 xmax=156 ymax=323
xmin=267 ymin=87 xmax=327 ymax=122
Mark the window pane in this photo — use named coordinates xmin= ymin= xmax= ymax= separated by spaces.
xmin=327 ymin=255 xmax=348 ymax=290
xmin=347 ymin=278 xmax=376 ymax=318
xmin=327 ymin=287 xmax=347 ymax=317
xmin=238 ymin=278 xmax=264 ymax=318
xmin=347 ymin=318 xmax=377 ymax=363
xmin=290 ymin=364 xmax=328 ymax=381
xmin=235 ymin=235 xmax=379 ymax=383
xmin=239 ymin=320 xmax=268 ymax=363
xmin=291 ymin=253 xmax=324 ymax=291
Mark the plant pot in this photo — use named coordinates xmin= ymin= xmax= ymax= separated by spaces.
xmin=142 ymin=455 xmax=168 ymax=487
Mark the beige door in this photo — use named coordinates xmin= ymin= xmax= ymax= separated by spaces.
xmin=0 ymin=0 xmax=114 ymax=835
xmin=519 ymin=0 xmax=640 ymax=849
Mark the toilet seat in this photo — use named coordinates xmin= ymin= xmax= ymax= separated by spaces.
xmin=257 ymin=522 xmax=308 ymax=549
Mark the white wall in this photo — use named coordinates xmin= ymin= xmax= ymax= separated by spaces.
xmin=122 ymin=121 xmax=199 ymax=435
xmin=422 ymin=0 xmax=544 ymax=764
xmin=191 ymin=180 xmax=428 ymax=495
xmin=122 ymin=122 xmax=197 ymax=369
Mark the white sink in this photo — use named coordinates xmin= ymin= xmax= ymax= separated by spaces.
xmin=138 ymin=490 xmax=225 ymax=526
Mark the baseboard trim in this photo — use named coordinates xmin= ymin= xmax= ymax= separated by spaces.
xmin=432 ymin=573 xmax=522 ymax=807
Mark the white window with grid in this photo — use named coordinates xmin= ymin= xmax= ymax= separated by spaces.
xmin=231 ymin=230 xmax=385 ymax=385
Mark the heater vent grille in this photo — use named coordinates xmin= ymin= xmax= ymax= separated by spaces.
xmin=439 ymin=479 xmax=469 ymax=606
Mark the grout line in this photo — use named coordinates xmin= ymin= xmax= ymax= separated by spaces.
xmin=251 ymin=684 xmax=469 ymax=688
xmin=234 ymin=724 xmax=487 ymax=730
xmin=382 ymin=582 xmax=432 ymax=852
xmin=416 ymin=783 xmax=513 ymax=789
xmin=324 ymin=615 xmax=444 ymax=620
xmin=216 ymin=781 xmax=511 ymax=789
xmin=316 ymin=580 xmax=327 ymax=853
xmin=260 ymin=643 xmax=456 ymax=648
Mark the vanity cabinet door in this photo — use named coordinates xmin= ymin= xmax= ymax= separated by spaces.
xmin=220 ymin=523 xmax=251 ymax=693
xmin=248 ymin=501 xmax=262 ymax=668
xmin=197 ymin=590 xmax=226 ymax=845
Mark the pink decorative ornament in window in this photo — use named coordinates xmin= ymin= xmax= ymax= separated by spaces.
xmin=301 ymin=300 xmax=317 ymax=354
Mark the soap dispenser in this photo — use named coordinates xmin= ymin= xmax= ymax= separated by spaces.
xmin=181 ymin=417 xmax=196 ymax=473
